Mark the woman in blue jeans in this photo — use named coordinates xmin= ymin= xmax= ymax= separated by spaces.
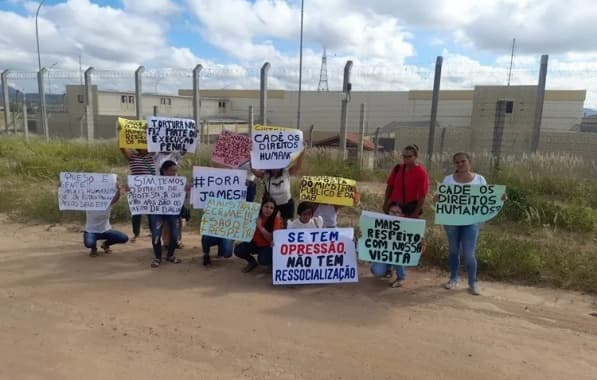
xmin=440 ymin=152 xmax=507 ymax=295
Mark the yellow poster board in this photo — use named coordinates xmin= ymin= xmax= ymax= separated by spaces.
xmin=118 ymin=117 xmax=147 ymax=150
xmin=299 ymin=176 xmax=357 ymax=207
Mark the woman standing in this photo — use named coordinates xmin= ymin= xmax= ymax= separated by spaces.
xmin=234 ymin=197 xmax=282 ymax=273
xmin=381 ymin=144 xmax=429 ymax=284
xmin=251 ymin=148 xmax=305 ymax=228
xmin=120 ymin=148 xmax=155 ymax=242
xmin=440 ymin=152 xmax=505 ymax=295
xmin=149 ymin=160 xmax=184 ymax=268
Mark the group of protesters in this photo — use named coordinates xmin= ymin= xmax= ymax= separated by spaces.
xmin=81 ymin=143 xmax=500 ymax=296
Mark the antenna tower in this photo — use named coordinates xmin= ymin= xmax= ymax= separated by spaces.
xmin=317 ymin=47 xmax=329 ymax=92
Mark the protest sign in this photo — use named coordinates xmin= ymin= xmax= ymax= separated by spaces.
xmin=191 ymin=166 xmax=247 ymax=209
xmin=127 ymin=175 xmax=186 ymax=215
xmin=211 ymin=130 xmax=251 ymax=168
xmin=254 ymin=124 xmax=294 ymax=132
xmin=117 ymin=117 xmax=147 ymax=150
xmin=146 ymin=116 xmax=198 ymax=153
xmin=434 ymin=184 xmax=506 ymax=225
xmin=273 ymin=228 xmax=358 ymax=285
xmin=299 ymin=176 xmax=357 ymax=207
xmin=357 ymin=210 xmax=426 ymax=266
xmin=200 ymin=198 xmax=261 ymax=242
xmin=250 ymin=129 xmax=304 ymax=169
xmin=59 ymin=172 xmax=118 ymax=211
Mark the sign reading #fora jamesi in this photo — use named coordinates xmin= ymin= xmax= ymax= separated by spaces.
xmin=435 ymin=184 xmax=506 ymax=225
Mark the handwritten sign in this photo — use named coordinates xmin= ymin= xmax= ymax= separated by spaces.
xmin=435 ymin=184 xmax=506 ymax=225
xmin=200 ymin=198 xmax=261 ymax=242
xmin=299 ymin=176 xmax=357 ymax=207
xmin=211 ymin=130 xmax=251 ymax=168
xmin=254 ymin=124 xmax=294 ymax=132
xmin=118 ymin=117 xmax=147 ymax=150
xmin=59 ymin=172 xmax=117 ymax=211
xmin=191 ymin=166 xmax=247 ymax=209
xmin=357 ymin=210 xmax=426 ymax=266
xmin=273 ymin=228 xmax=358 ymax=285
xmin=127 ymin=175 xmax=186 ymax=215
xmin=147 ymin=116 xmax=198 ymax=153
xmin=250 ymin=129 xmax=304 ymax=169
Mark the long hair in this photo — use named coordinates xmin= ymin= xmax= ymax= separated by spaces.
xmin=260 ymin=196 xmax=279 ymax=232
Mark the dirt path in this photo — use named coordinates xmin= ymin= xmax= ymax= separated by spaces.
xmin=0 ymin=217 xmax=596 ymax=380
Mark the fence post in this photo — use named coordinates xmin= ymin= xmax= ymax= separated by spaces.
xmin=22 ymin=93 xmax=28 ymax=140
xmin=438 ymin=127 xmax=447 ymax=156
xmin=259 ymin=62 xmax=270 ymax=125
xmin=426 ymin=56 xmax=443 ymax=169
xmin=530 ymin=54 xmax=548 ymax=153
xmin=492 ymin=100 xmax=507 ymax=172
xmin=153 ymin=106 xmax=158 ymax=116
xmin=358 ymin=103 xmax=366 ymax=168
xmin=248 ymin=105 xmax=254 ymax=136
xmin=37 ymin=67 xmax=49 ymax=141
xmin=135 ymin=66 xmax=144 ymax=120
xmin=193 ymin=64 xmax=203 ymax=139
xmin=1 ymin=70 xmax=10 ymax=135
xmin=373 ymin=127 xmax=380 ymax=169
xmin=84 ymin=67 xmax=94 ymax=140
xmin=308 ymin=124 xmax=314 ymax=148
xmin=339 ymin=60 xmax=353 ymax=160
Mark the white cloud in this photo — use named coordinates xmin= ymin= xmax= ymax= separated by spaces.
xmin=122 ymin=0 xmax=182 ymax=15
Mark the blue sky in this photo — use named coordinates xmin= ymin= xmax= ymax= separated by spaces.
xmin=1 ymin=0 xmax=597 ymax=105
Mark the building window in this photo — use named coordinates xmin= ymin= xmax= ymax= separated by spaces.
xmin=505 ymin=101 xmax=514 ymax=114
xmin=128 ymin=96 xmax=135 ymax=104
xmin=121 ymin=95 xmax=127 ymax=104
xmin=218 ymin=101 xmax=226 ymax=109
xmin=160 ymin=97 xmax=172 ymax=106
xmin=77 ymin=94 xmax=85 ymax=104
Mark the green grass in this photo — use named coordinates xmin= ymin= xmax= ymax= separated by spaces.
xmin=0 ymin=136 xmax=596 ymax=292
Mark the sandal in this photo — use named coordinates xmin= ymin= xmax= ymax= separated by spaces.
xmin=150 ymin=258 xmax=161 ymax=268
xmin=203 ymin=254 xmax=212 ymax=267
xmin=242 ymin=261 xmax=258 ymax=273
xmin=130 ymin=235 xmax=138 ymax=243
xmin=390 ymin=279 xmax=404 ymax=288
xmin=166 ymin=256 xmax=181 ymax=264
xmin=89 ymin=248 xmax=99 ymax=257
xmin=101 ymin=241 xmax=112 ymax=254
xmin=176 ymin=242 xmax=184 ymax=249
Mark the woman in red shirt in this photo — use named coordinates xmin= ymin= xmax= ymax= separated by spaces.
xmin=383 ymin=144 xmax=430 ymax=217
xmin=234 ymin=196 xmax=283 ymax=273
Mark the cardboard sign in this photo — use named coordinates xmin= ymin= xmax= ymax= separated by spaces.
xmin=127 ymin=175 xmax=186 ymax=215
xmin=250 ymin=129 xmax=303 ymax=170
xmin=191 ymin=166 xmax=247 ymax=209
xmin=147 ymin=116 xmax=198 ymax=153
xmin=211 ymin=130 xmax=251 ymax=168
xmin=200 ymin=198 xmax=261 ymax=242
xmin=299 ymin=176 xmax=357 ymax=207
xmin=59 ymin=172 xmax=117 ymax=211
xmin=357 ymin=210 xmax=426 ymax=266
xmin=118 ymin=118 xmax=147 ymax=150
xmin=273 ymin=228 xmax=358 ymax=285
xmin=434 ymin=184 xmax=506 ymax=225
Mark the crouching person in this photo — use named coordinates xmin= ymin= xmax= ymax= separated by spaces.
xmin=84 ymin=183 xmax=129 ymax=257
xmin=201 ymin=235 xmax=233 ymax=267
xmin=234 ymin=197 xmax=282 ymax=273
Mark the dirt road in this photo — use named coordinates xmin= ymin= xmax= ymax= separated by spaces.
xmin=1 ymin=217 xmax=596 ymax=380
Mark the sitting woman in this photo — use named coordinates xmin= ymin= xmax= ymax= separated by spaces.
xmin=287 ymin=202 xmax=323 ymax=229
xmin=369 ymin=201 xmax=407 ymax=288
xmin=234 ymin=197 xmax=282 ymax=273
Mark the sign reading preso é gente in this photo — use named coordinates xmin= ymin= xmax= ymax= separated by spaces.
xmin=434 ymin=183 xmax=506 ymax=225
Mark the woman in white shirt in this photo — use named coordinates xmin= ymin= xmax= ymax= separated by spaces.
xmin=440 ymin=152 xmax=506 ymax=295
xmin=287 ymin=202 xmax=323 ymax=229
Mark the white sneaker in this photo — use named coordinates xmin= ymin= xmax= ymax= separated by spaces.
xmin=444 ymin=280 xmax=458 ymax=290
xmin=469 ymin=284 xmax=481 ymax=296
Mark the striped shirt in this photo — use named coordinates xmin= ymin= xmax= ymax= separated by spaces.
xmin=129 ymin=153 xmax=156 ymax=175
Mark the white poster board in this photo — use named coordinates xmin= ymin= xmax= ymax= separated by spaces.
xmin=250 ymin=129 xmax=304 ymax=169
xmin=147 ymin=116 xmax=198 ymax=153
xmin=127 ymin=175 xmax=187 ymax=215
xmin=191 ymin=166 xmax=247 ymax=209
xmin=273 ymin=228 xmax=358 ymax=285
xmin=58 ymin=172 xmax=117 ymax=211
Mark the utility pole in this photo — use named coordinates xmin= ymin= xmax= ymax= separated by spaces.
xmin=507 ymin=38 xmax=516 ymax=86
xmin=530 ymin=55 xmax=548 ymax=153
